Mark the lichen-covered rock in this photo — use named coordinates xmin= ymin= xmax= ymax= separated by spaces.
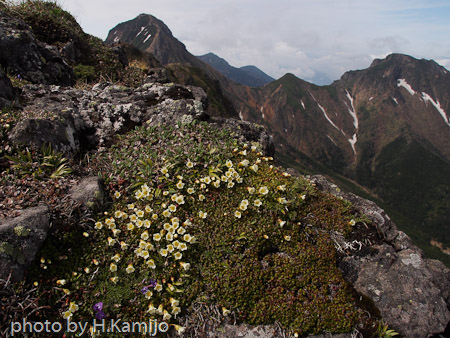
xmin=0 ymin=205 xmax=50 ymax=282
xmin=309 ymin=175 xmax=450 ymax=338
xmin=208 ymin=117 xmax=275 ymax=157
xmin=8 ymin=115 xmax=78 ymax=154
xmin=0 ymin=11 xmax=74 ymax=86
xmin=69 ymin=176 xmax=106 ymax=211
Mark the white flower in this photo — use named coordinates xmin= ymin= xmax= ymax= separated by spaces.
xmin=234 ymin=210 xmax=242 ymax=218
xmin=258 ymin=186 xmax=269 ymax=195
xmin=186 ymin=159 xmax=194 ymax=168
xmin=198 ymin=211 xmax=207 ymax=219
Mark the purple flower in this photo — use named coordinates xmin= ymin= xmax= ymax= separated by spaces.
xmin=95 ymin=310 xmax=106 ymax=320
xmin=149 ymin=278 xmax=157 ymax=288
xmin=93 ymin=302 xmax=103 ymax=312
xmin=141 ymin=286 xmax=149 ymax=294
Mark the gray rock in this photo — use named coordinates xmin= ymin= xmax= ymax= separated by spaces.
xmin=0 ymin=205 xmax=50 ymax=282
xmin=8 ymin=116 xmax=78 ymax=154
xmin=208 ymin=117 xmax=275 ymax=157
xmin=0 ymin=11 xmax=74 ymax=86
xmin=207 ymin=324 xmax=278 ymax=338
xmin=310 ymin=175 xmax=450 ymax=337
xmin=69 ymin=176 xmax=106 ymax=211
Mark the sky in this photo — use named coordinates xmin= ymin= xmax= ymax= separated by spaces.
xmin=59 ymin=0 xmax=450 ymax=85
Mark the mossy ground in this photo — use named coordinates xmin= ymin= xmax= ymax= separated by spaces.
xmin=0 ymin=120 xmax=381 ymax=337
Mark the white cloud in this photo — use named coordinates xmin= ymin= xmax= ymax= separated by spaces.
xmin=58 ymin=0 xmax=450 ymax=84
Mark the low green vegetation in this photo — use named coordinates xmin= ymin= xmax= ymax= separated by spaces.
xmin=16 ymin=121 xmax=371 ymax=336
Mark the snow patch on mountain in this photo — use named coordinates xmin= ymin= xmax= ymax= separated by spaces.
xmin=345 ymin=90 xmax=359 ymax=155
xmin=301 ymin=100 xmax=305 ymax=109
xmin=422 ymin=92 xmax=450 ymax=126
xmin=318 ymin=103 xmax=340 ymax=131
xmin=136 ymin=26 xmax=146 ymax=37
xmin=397 ymin=79 xmax=416 ymax=96
xmin=392 ymin=97 xmax=399 ymax=105
xmin=143 ymin=33 xmax=152 ymax=43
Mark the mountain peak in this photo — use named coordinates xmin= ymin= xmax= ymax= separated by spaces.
xmin=197 ymin=52 xmax=274 ymax=87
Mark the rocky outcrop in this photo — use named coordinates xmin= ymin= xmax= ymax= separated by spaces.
xmin=10 ymin=74 xmax=273 ymax=157
xmin=0 ymin=10 xmax=74 ymax=86
xmin=310 ymin=175 xmax=450 ymax=337
xmin=0 ymin=66 xmax=14 ymax=108
xmin=0 ymin=205 xmax=50 ymax=282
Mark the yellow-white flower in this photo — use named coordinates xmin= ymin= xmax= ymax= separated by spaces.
xmin=143 ymin=220 xmax=151 ymax=228
xmin=349 ymin=219 xmax=356 ymax=226
xmin=240 ymin=159 xmax=250 ymax=167
xmin=62 ymin=311 xmax=72 ymax=320
xmin=258 ymin=186 xmax=269 ymax=195
xmin=114 ymin=191 xmax=121 ymax=199
xmin=110 ymin=276 xmax=119 ymax=284
xmin=222 ymin=307 xmax=231 ymax=316
xmin=173 ymin=252 xmax=182 ymax=260
xmin=146 ymin=259 xmax=156 ymax=269
xmin=277 ymin=197 xmax=288 ymax=204
xmin=173 ymin=325 xmax=186 ymax=335
xmin=300 ymin=194 xmax=306 ymax=200
xmin=179 ymin=242 xmax=188 ymax=251
xmin=168 ymin=204 xmax=177 ymax=212
xmin=198 ymin=194 xmax=205 ymax=201
xmin=153 ymin=233 xmax=162 ymax=241
xmin=125 ymin=264 xmax=135 ymax=274
xmin=247 ymin=187 xmax=256 ymax=194
xmin=145 ymin=205 xmax=153 ymax=213
xmin=167 ymin=244 xmax=175 ymax=253
xmin=250 ymin=164 xmax=258 ymax=172
xmin=111 ymin=253 xmax=121 ymax=262
xmin=177 ymin=226 xmax=186 ymax=235
xmin=183 ymin=234 xmax=194 ymax=243
xmin=162 ymin=209 xmax=171 ymax=218
xmin=136 ymin=220 xmax=143 ymax=228
xmin=69 ymin=302 xmax=79 ymax=312
xmin=166 ymin=232 xmax=174 ymax=241
xmin=253 ymin=199 xmax=262 ymax=207
xmin=120 ymin=241 xmax=128 ymax=250
xmin=107 ymin=237 xmax=116 ymax=246
xmin=161 ymin=167 xmax=168 ymax=175
xmin=227 ymin=181 xmax=235 ymax=188
xmin=176 ymin=195 xmax=185 ymax=204
xmin=136 ymin=210 xmax=144 ymax=218
xmin=234 ymin=210 xmax=242 ymax=218
xmin=187 ymin=187 xmax=195 ymax=194
xmin=163 ymin=310 xmax=172 ymax=321
xmin=112 ymin=228 xmax=121 ymax=237
xmin=278 ymin=219 xmax=286 ymax=227
xmin=213 ymin=180 xmax=220 ymax=188
xmin=172 ymin=306 xmax=181 ymax=317
xmin=152 ymin=213 xmax=158 ymax=220
xmin=284 ymin=235 xmax=291 ymax=241
xmin=110 ymin=263 xmax=117 ymax=272
xmin=147 ymin=303 xmax=156 ymax=314
xmin=155 ymin=284 xmax=163 ymax=292
xmin=277 ymin=185 xmax=286 ymax=191
xmin=141 ymin=230 xmax=149 ymax=240
xmin=160 ymin=248 xmax=168 ymax=257
xmin=176 ymin=181 xmax=184 ymax=189
xmin=56 ymin=279 xmax=66 ymax=286
xmin=225 ymin=160 xmax=233 ymax=168
xmin=186 ymin=159 xmax=194 ymax=168
xmin=198 ymin=211 xmax=207 ymax=219
xmin=180 ymin=262 xmax=190 ymax=270
xmin=94 ymin=221 xmax=103 ymax=230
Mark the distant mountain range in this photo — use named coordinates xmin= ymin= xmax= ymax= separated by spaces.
xmin=197 ymin=53 xmax=274 ymax=87
xmin=106 ymin=14 xmax=450 ymax=265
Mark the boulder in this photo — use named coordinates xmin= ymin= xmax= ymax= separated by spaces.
xmin=69 ymin=176 xmax=106 ymax=211
xmin=0 ymin=11 xmax=74 ymax=86
xmin=8 ymin=116 xmax=78 ymax=154
xmin=0 ymin=205 xmax=50 ymax=282
xmin=310 ymin=175 xmax=450 ymax=337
